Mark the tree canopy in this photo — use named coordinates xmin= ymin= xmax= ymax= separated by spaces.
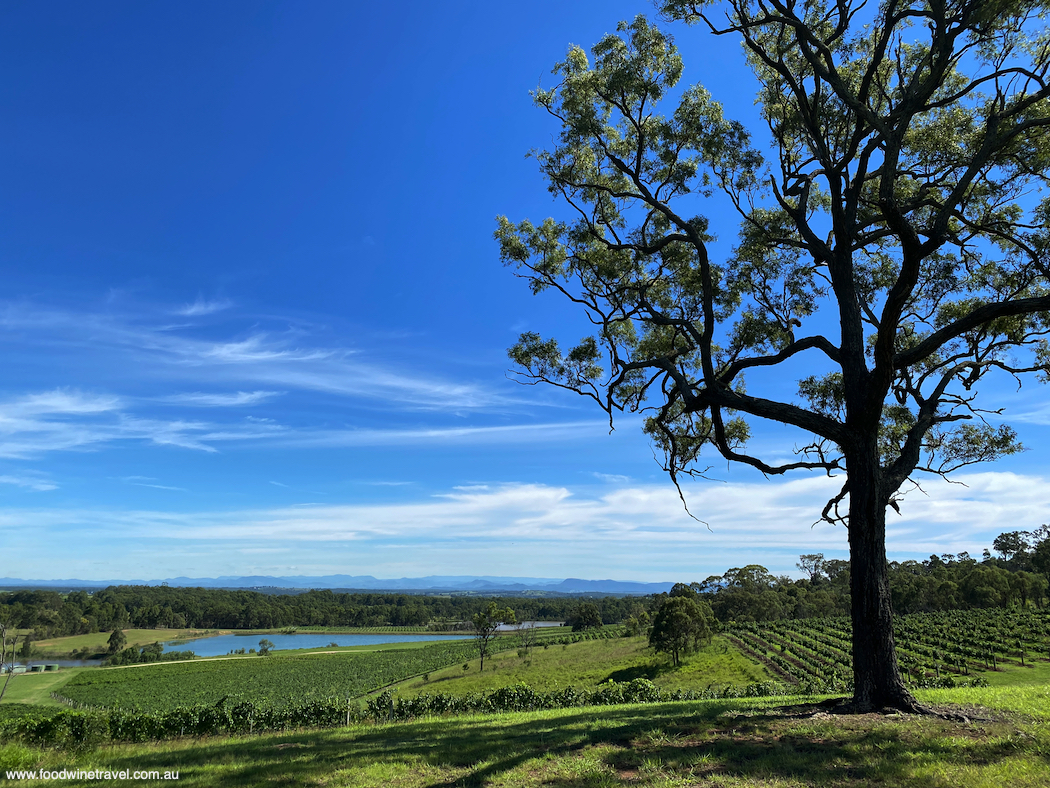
xmin=471 ymin=602 xmax=515 ymax=671
xmin=571 ymin=601 xmax=605 ymax=631
xmin=498 ymin=0 xmax=1050 ymax=711
xmin=649 ymin=594 xmax=715 ymax=665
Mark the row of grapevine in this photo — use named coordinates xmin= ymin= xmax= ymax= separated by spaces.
xmin=58 ymin=639 xmax=482 ymax=711
xmin=2 ymin=677 xmax=814 ymax=750
xmin=55 ymin=626 xmax=623 ymax=712
xmin=730 ymin=608 xmax=1050 ymax=685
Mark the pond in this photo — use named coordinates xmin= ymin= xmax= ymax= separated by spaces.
xmin=161 ymin=632 xmax=472 ymax=658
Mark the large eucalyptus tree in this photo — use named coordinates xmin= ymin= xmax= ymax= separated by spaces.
xmin=497 ymin=1 xmax=1050 ymax=711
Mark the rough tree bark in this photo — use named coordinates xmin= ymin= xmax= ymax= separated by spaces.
xmin=846 ymin=456 xmax=917 ymax=710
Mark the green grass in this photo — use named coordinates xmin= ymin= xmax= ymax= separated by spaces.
xmin=0 ymin=668 xmax=86 ymax=706
xmin=3 ymin=687 xmax=1050 ymax=787
xmin=391 ymin=634 xmax=771 ymax=698
xmin=917 ymin=683 xmax=1050 ymax=718
xmin=30 ymin=629 xmax=215 ymax=657
xmin=975 ymin=658 xmax=1050 ymax=688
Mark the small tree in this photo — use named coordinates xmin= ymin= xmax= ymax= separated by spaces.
xmin=107 ymin=629 xmax=127 ymax=655
xmin=516 ymin=620 xmax=538 ymax=657
xmin=993 ymin=531 xmax=1031 ymax=561
xmin=142 ymin=642 xmax=164 ymax=659
xmin=797 ymin=554 xmax=827 ymax=583
xmin=623 ymin=605 xmax=652 ymax=637
xmin=649 ymin=596 xmax=715 ymax=666
xmin=258 ymin=638 xmax=275 ymax=656
xmin=0 ymin=621 xmax=22 ymax=703
xmin=471 ymin=602 xmax=515 ymax=671
xmin=571 ymin=601 xmax=604 ymax=631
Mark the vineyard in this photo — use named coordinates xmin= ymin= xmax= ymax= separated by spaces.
xmin=1 ymin=677 xmax=793 ymax=748
xmin=729 ymin=608 xmax=1050 ymax=688
xmin=54 ymin=626 xmax=622 ymax=711
xmin=57 ymin=639 xmax=480 ymax=711
xmin=45 ymin=611 xmax=1050 ymax=716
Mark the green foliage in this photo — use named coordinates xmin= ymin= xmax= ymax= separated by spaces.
xmin=471 ymin=602 xmax=515 ymax=671
xmin=7 ymin=689 xmax=1050 ymax=785
xmin=393 ymin=631 xmax=764 ymax=700
xmin=59 ymin=640 xmax=481 ymax=712
xmin=106 ymin=643 xmax=194 ymax=667
xmin=994 ymin=531 xmax=1032 ymax=560
xmin=730 ymin=608 xmax=1050 ymax=689
xmin=0 ymin=678 xmax=799 ymax=750
xmin=0 ymin=585 xmax=642 ymax=642
xmin=500 ymin=0 xmax=1050 ymax=708
xmin=499 ymin=4 xmax=1050 ymax=487
xmin=570 ymin=602 xmax=603 ymax=631
xmin=622 ymin=607 xmax=650 ymax=637
xmin=649 ymin=596 xmax=715 ymax=666
xmin=105 ymin=630 xmax=126 ymax=655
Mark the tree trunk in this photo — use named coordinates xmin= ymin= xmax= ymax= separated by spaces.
xmin=846 ymin=460 xmax=921 ymax=711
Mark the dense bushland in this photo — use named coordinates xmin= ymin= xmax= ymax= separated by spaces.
xmin=3 ymin=529 xmax=1048 ymax=643
xmin=0 ymin=587 xmax=637 ymax=640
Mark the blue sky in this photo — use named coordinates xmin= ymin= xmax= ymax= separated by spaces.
xmin=2 ymin=1 xmax=1050 ymax=583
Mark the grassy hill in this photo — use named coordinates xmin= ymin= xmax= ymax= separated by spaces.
xmin=390 ymin=634 xmax=770 ymax=698
xmin=28 ymin=629 xmax=214 ymax=659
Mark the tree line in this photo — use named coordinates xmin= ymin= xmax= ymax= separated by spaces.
xmin=0 ymin=586 xmax=640 ymax=642
xmin=2 ymin=528 xmax=1048 ymax=644
xmin=662 ymin=526 xmax=1050 ymax=625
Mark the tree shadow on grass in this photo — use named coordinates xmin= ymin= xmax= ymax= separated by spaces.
xmin=78 ymin=701 xmax=1046 ymax=788
xmin=602 ymin=662 xmax=674 ymax=683
xmin=598 ymin=708 xmax=1047 ymax=788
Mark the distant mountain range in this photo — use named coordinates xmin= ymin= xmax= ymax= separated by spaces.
xmin=0 ymin=574 xmax=675 ymax=595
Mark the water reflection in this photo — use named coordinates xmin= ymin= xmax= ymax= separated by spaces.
xmin=162 ymin=632 xmax=472 ymax=658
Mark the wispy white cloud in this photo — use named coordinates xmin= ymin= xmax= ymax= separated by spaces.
xmin=0 ymin=390 xmax=125 ymax=456
xmin=1006 ymin=404 xmax=1050 ymax=425
xmin=176 ymin=297 xmax=232 ymax=317
xmin=0 ymin=383 xmax=601 ymax=459
xmin=592 ymin=472 xmax=631 ymax=483
xmin=0 ymin=389 xmax=121 ymax=417
xmin=5 ymin=471 xmax=1041 ymax=580
xmin=274 ymin=421 xmax=605 ymax=448
xmin=267 ymin=479 xmax=325 ymax=496
xmin=0 ymin=303 xmax=526 ymax=412
xmin=0 ymin=389 xmax=288 ymax=458
xmin=119 ymin=476 xmax=186 ymax=492
xmin=0 ymin=474 xmax=57 ymax=492
xmin=190 ymin=335 xmax=334 ymax=365
xmin=163 ymin=391 xmax=280 ymax=407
